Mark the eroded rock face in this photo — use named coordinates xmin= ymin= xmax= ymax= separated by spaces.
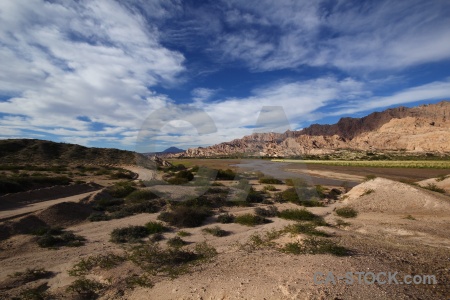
xmin=174 ymin=101 xmax=450 ymax=157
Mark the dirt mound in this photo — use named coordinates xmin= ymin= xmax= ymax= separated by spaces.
xmin=417 ymin=174 xmax=450 ymax=194
xmin=343 ymin=177 xmax=450 ymax=214
xmin=3 ymin=215 xmax=48 ymax=237
xmin=36 ymin=202 xmax=92 ymax=227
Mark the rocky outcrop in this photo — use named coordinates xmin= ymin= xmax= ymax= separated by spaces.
xmin=175 ymin=101 xmax=450 ymax=157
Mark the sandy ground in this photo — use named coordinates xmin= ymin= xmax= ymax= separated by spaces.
xmin=1 ymin=166 xmax=450 ymax=299
xmin=285 ymin=168 xmax=366 ymax=183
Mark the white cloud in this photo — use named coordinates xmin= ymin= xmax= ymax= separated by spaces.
xmin=0 ymin=0 xmax=185 ymax=147
xmin=331 ymin=78 xmax=450 ymax=115
xmin=213 ymin=0 xmax=450 ymax=72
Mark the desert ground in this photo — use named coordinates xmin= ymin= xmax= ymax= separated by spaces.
xmin=0 ymin=160 xmax=449 ymax=299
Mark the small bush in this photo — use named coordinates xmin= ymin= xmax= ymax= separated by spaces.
xmin=335 ymin=207 xmax=358 ymax=218
xmin=175 ymin=170 xmax=194 ymax=181
xmin=282 ymin=237 xmax=349 ymax=256
xmin=126 ymin=274 xmax=154 ymax=289
xmin=167 ymin=236 xmax=187 ymax=248
xmin=129 ymin=243 xmax=199 ymax=277
xmin=110 ymin=226 xmax=150 ymax=244
xmin=157 ymin=206 xmax=211 ymax=228
xmin=335 ymin=218 xmax=351 ymax=227
xmin=145 ymin=221 xmax=167 ymax=234
xmin=254 ymin=206 xmax=278 ymax=217
xmin=167 ymin=177 xmax=189 ymax=185
xmin=126 ymin=189 xmax=158 ymax=203
xmin=69 ymin=253 xmax=125 ymax=276
xmin=284 ymin=223 xmax=329 ymax=237
xmin=423 ymin=183 xmax=446 ymax=194
xmin=66 ymin=277 xmax=105 ymax=299
xmin=403 ymin=214 xmax=416 ymax=220
xmin=234 ymin=214 xmax=269 ymax=226
xmin=19 ymin=284 xmax=51 ymax=300
xmin=177 ymin=230 xmax=191 ymax=237
xmin=37 ymin=230 xmax=85 ymax=248
xmin=246 ymin=187 xmax=264 ymax=203
xmin=216 ymin=169 xmax=236 ymax=180
xmin=278 ymin=209 xmax=321 ymax=222
xmin=259 ymin=177 xmax=283 ymax=184
xmin=107 ymin=181 xmax=136 ymax=198
xmin=88 ymin=213 xmax=110 ymax=222
xmin=217 ymin=213 xmax=235 ymax=223
xmin=202 ymin=226 xmax=228 ymax=237
xmin=263 ymin=185 xmax=278 ymax=191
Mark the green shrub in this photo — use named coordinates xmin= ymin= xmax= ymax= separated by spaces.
xmin=126 ymin=189 xmax=158 ymax=203
xmin=110 ymin=226 xmax=150 ymax=244
xmin=234 ymin=214 xmax=270 ymax=226
xmin=278 ymin=187 xmax=318 ymax=204
xmin=254 ymin=206 xmax=278 ymax=217
xmin=202 ymin=226 xmax=228 ymax=237
xmin=423 ymin=183 xmax=446 ymax=194
xmin=284 ymin=223 xmax=329 ymax=237
xmin=335 ymin=207 xmax=358 ymax=218
xmin=87 ymin=213 xmax=110 ymax=222
xmin=246 ymin=187 xmax=264 ymax=203
xmin=19 ymin=284 xmax=51 ymax=300
xmin=66 ymin=277 xmax=105 ymax=299
xmin=216 ymin=169 xmax=236 ymax=180
xmin=259 ymin=177 xmax=283 ymax=184
xmin=110 ymin=171 xmax=134 ymax=179
xmin=403 ymin=214 xmax=416 ymax=220
xmin=126 ymin=274 xmax=153 ymax=289
xmin=157 ymin=206 xmax=211 ymax=228
xmin=128 ymin=243 xmax=199 ymax=277
xmin=282 ymin=237 xmax=349 ymax=256
xmin=263 ymin=185 xmax=278 ymax=191
xmin=278 ymin=208 xmax=321 ymax=222
xmin=167 ymin=236 xmax=187 ymax=248
xmin=217 ymin=213 xmax=235 ymax=223
xmin=69 ymin=253 xmax=125 ymax=276
xmin=175 ymin=170 xmax=194 ymax=181
xmin=37 ymin=230 xmax=85 ymax=248
xmin=145 ymin=221 xmax=167 ymax=234
xmin=167 ymin=177 xmax=189 ymax=185
xmin=177 ymin=230 xmax=191 ymax=237
xmin=106 ymin=181 xmax=136 ymax=198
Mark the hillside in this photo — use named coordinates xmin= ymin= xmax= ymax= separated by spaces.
xmin=177 ymin=101 xmax=450 ymax=158
xmin=0 ymin=139 xmax=146 ymax=166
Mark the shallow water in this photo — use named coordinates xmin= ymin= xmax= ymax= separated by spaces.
xmin=232 ymin=159 xmax=359 ymax=187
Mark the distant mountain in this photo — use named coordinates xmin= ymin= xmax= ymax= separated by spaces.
xmin=172 ymin=101 xmax=450 ymax=158
xmin=0 ymin=139 xmax=156 ymax=166
xmin=162 ymin=146 xmax=184 ymax=153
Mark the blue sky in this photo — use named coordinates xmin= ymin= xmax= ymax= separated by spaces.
xmin=1 ymin=0 xmax=450 ymax=152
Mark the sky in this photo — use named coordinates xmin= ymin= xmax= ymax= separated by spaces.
xmin=1 ymin=0 xmax=450 ymax=152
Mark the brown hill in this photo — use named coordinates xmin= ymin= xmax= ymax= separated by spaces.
xmin=0 ymin=139 xmax=148 ymax=165
xmin=177 ymin=101 xmax=450 ymax=157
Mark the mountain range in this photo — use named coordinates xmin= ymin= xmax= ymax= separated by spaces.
xmin=173 ymin=101 xmax=450 ymax=158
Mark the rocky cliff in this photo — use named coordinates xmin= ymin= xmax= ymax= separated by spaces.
xmin=176 ymin=101 xmax=450 ymax=157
